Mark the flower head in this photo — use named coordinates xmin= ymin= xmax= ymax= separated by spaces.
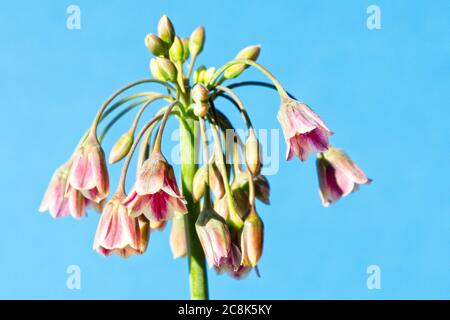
xmin=67 ymin=134 xmax=109 ymax=203
xmin=316 ymin=147 xmax=371 ymax=207
xmin=277 ymin=97 xmax=332 ymax=161
xmin=93 ymin=193 xmax=143 ymax=258
xmin=123 ymin=152 xmax=187 ymax=222
xmin=196 ymin=206 xmax=231 ymax=268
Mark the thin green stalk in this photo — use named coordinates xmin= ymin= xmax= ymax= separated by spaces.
xmin=209 ymin=59 xmax=288 ymax=99
xmin=180 ymin=116 xmax=209 ymax=300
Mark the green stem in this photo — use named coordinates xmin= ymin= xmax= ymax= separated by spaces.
xmin=180 ymin=116 xmax=209 ymax=300
xmin=210 ymin=59 xmax=288 ymax=99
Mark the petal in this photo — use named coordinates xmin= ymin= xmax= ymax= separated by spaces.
xmin=327 ymin=148 xmax=370 ymax=185
xmin=68 ymin=151 xmax=96 ymax=190
xmin=135 ymin=156 xmax=167 ymax=195
xmin=67 ymin=187 xmax=87 ymax=219
xmin=93 ymin=203 xmax=114 ymax=250
xmin=148 ymin=192 xmax=170 ymax=221
xmin=89 ymin=146 xmax=109 ymax=199
xmin=316 ymin=158 xmax=343 ymax=206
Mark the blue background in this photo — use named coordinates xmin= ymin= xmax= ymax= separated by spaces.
xmin=1 ymin=0 xmax=449 ymax=299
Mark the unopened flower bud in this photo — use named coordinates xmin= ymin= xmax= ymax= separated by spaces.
xmin=241 ymin=207 xmax=264 ymax=267
xmin=109 ymin=132 xmax=133 ymax=164
xmin=169 ymin=36 xmax=184 ymax=62
xmin=170 ymin=214 xmax=187 ymax=258
xmin=194 ymin=102 xmax=210 ymax=118
xmin=209 ymin=163 xmax=225 ymax=199
xmin=193 ymin=66 xmax=206 ymax=84
xmin=150 ymin=57 xmax=177 ymax=82
xmin=157 ymin=15 xmax=175 ymax=46
xmin=224 ymin=45 xmax=261 ymax=79
xmin=181 ymin=38 xmax=190 ymax=62
xmin=191 ymin=83 xmax=210 ymax=103
xmin=189 ymin=26 xmax=205 ymax=56
xmin=193 ymin=166 xmax=207 ymax=202
xmin=145 ymin=34 xmax=167 ymax=57
xmin=245 ymin=131 xmax=262 ymax=175
xmin=204 ymin=67 xmax=216 ymax=85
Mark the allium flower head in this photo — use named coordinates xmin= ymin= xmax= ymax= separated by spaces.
xmin=316 ymin=147 xmax=371 ymax=207
xmin=67 ymin=133 xmax=109 ymax=203
xmin=123 ymin=152 xmax=187 ymax=222
xmin=277 ymin=97 xmax=332 ymax=161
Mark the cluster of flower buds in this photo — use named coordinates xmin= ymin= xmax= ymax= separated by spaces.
xmin=40 ymin=14 xmax=370 ymax=287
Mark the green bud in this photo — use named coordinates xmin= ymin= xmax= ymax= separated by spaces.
xmin=204 ymin=67 xmax=216 ymax=85
xmin=224 ymin=45 xmax=261 ymax=79
xmin=150 ymin=57 xmax=177 ymax=82
xmin=193 ymin=65 xmax=206 ymax=84
xmin=169 ymin=36 xmax=184 ymax=62
xmin=245 ymin=130 xmax=262 ymax=175
xmin=144 ymin=34 xmax=167 ymax=57
xmin=193 ymin=166 xmax=207 ymax=202
xmin=109 ymin=132 xmax=133 ymax=164
xmin=157 ymin=15 xmax=175 ymax=46
xmin=189 ymin=26 xmax=205 ymax=56
xmin=181 ymin=38 xmax=190 ymax=62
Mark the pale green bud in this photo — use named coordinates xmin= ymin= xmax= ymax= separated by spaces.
xmin=193 ymin=65 xmax=206 ymax=84
xmin=169 ymin=36 xmax=184 ymax=62
xmin=245 ymin=130 xmax=262 ymax=175
xmin=150 ymin=57 xmax=177 ymax=82
xmin=189 ymin=26 xmax=205 ymax=56
xmin=204 ymin=67 xmax=216 ymax=85
xmin=181 ymin=38 xmax=190 ymax=62
xmin=109 ymin=132 xmax=133 ymax=164
xmin=144 ymin=34 xmax=167 ymax=57
xmin=224 ymin=45 xmax=261 ymax=79
xmin=157 ymin=15 xmax=175 ymax=46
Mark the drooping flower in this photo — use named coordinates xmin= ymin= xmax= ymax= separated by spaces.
xmin=67 ymin=133 xmax=109 ymax=203
xmin=39 ymin=162 xmax=71 ymax=218
xmin=196 ymin=206 xmax=231 ymax=268
xmin=93 ymin=193 xmax=143 ymax=258
xmin=40 ymin=161 xmax=98 ymax=219
xmin=316 ymin=146 xmax=371 ymax=207
xmin=123 ymin=152 xmax=187 ymax=222
xmin=215 ymin=242 xmax=252 ymax=280
xmin=277 ymin=97 xmax=332 ymax=161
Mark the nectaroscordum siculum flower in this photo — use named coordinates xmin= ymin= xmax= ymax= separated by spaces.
xmin=40 ymin=15 xmax=371 ymax=299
